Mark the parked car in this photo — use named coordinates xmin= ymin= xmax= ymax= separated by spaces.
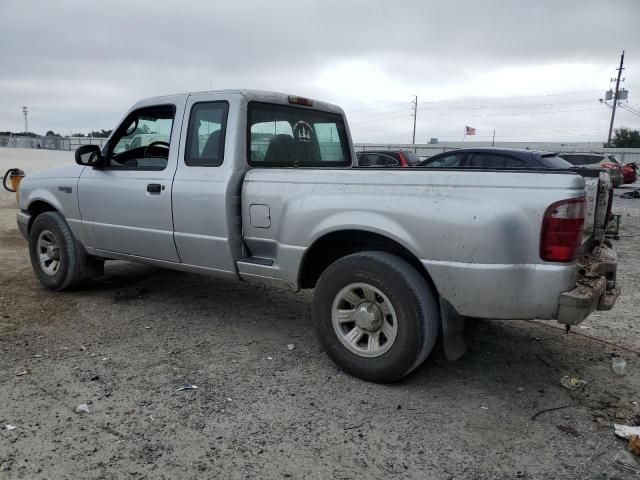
xmin=622 ymin=162 xmax=637 ymax=184
xmin=16 ymin=90 xmax=619 ymax=383
xmin=557 ymin=153 xmax=625 ymax=187
xmin=356 ymin=150 xmax=421 ymax=167
xmin=416 ymin=147 xmax=573 ymax=169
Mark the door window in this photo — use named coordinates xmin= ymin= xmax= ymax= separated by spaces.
xmin=468 ymin=153 xmax=508 ymax=168
xmin=357 ymin=153 xmax=398 ymax=167
xmin=424 ymin=152 xmax=465 ymax=167
xmin=185 ymin=102 xmax=229 ymax=167
xmin=504 ymin=157 xmax=525 ymax=168
xmin=248 ymin=102 xmax=351 ymax=167
xmin=108 ymin=105 xmax=175 ymax=170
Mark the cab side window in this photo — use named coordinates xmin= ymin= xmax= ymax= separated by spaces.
xmin=185 ymin=102 xmax=229 ymax=167
xmin=108 ymin=105 xmax=175 ymax=170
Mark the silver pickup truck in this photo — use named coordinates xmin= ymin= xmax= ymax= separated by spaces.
xmin=16 ymin=90 xmax=619 ymax=382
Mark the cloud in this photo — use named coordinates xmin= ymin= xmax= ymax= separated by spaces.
xmin=1 ymin=0 xmax=638 ymax=141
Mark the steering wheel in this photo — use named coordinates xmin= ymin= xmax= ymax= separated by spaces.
xmin=144 ymin=141 xmax=170 ymax=158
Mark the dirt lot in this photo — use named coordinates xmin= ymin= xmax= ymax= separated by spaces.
xmin=1 ymin=149 xmax=639 ymax=479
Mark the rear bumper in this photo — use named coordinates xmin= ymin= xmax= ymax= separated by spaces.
xmin=557 ymin=244 xmax=619 ymax=325
xmin=16 ymin=210 xmax=31 ymax=240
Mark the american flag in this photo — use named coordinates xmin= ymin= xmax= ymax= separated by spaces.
xmin=465 ymin=126 xmax=476 ymax=136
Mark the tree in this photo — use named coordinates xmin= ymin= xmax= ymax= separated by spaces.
xmin=611 ymin=127 xmax=640 ymax=148
xmin=89 ymin=129 xmax=112 ymax=138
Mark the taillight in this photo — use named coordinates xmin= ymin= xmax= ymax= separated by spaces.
xmin=540 ymin=198 xmax=585 ymax=262
xmin=601 ymin=163 xmax=618 ymax=170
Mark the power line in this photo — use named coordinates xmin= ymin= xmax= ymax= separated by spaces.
xmin=417 ymin=99 xmax=596 ymax=111
xmin=348 ymin=107 xmax=411 ymax=119
xmin=346 ymin=102 xmax=412 ymax=114
xmin=619 ymin=103 xmax=640 ymax=118
xmin=347 ymin=89 xmax=603 ymax=115
xmin=349 ymin=114 xmax=414 ymax=124
xmin=416 ymin=89 xmax=602 ymax=105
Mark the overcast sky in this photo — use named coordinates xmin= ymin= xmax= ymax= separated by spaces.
xmin=1 ymin=0 xmax=639 ymax=143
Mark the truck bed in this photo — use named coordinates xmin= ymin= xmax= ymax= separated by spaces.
xmin=240 ymin=167 xmax=589 ymax=321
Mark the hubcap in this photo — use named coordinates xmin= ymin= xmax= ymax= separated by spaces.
xmin=37 ymin=230 xmax=61 ymax=276
xmin=331 ymin=282 xmax=398 ymax=358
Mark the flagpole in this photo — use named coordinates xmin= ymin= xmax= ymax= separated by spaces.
xmin=462 ymin=127 xmax=466 ymax=142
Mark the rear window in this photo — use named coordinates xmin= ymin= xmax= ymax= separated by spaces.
xmin=248 ymin=102 xmax=351 ymax=167
xmin=539 ymin=155 xmax=573 ymax=169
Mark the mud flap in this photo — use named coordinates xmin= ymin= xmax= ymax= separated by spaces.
xmin=440 ymin=298 xmax=467 ymax=361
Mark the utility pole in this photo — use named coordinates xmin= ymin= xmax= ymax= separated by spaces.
xmin=607 ymin=51 xmax=625 ymax=146
xmin=411 ymin=95 xmax=418 ymax=144
xmin=492 ymin=130 xmax=496 ymax=146
xmin=22 ymin=106 xmax=29 ymax=133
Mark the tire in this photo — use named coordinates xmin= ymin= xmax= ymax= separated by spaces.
xmin=28 ymin=211 xmax=94 ymax=291
xmin=312 ymin=251 xmax=440 ymax=383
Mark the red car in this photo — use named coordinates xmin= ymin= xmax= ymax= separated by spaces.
xmin=622 ymin=162 xmax=637 ymax=184
xmin=355 ymin=150 xmax=421 ymax=167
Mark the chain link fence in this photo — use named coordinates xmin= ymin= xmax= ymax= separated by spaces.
xmin=0 ymin=135 xmax=107 ymax=151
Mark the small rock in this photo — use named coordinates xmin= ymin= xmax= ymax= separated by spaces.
xmin=267 ymin=357 xmax=273 ymax=360
xmin=287 ymin=344 xmax=295 ymax=351
xmin=15 ymin=369 xmax=31 ymax=377
xmin=5 ymin=425 xmax=16 ymax=431
xmin=612 ymin=357 xmax=627 ymax=376
xmin=75 ymin=404 xmax=90 ymax=414
xmin=79 ymin=345 xmax=87 ymax=351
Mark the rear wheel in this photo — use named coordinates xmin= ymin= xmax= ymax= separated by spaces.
xmin=312 ymin=251 xmax=439 ymax=382
xmin=28 ymin=212 xmax=100 ymax=290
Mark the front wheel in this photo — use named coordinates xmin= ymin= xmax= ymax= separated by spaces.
xmin=28 ymin=211 xmax=98 ymax=290
xmin=312 ymin=251 xmax=440 ymax=383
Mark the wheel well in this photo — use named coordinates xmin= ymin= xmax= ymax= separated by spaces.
xmin=298 ymin=229 xmax=437 ymax=292
xmin=27 ymin=201 xmax=57 ymax=230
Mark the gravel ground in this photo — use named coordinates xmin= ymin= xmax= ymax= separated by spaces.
xmin=0 ymin=149 xmax=639 ymax=479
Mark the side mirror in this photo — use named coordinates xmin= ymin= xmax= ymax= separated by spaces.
xmin=75 ymin=144 xmax=104 ymax=167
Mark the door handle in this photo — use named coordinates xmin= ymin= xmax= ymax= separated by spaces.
xmin=147 ymin=183 xmax=162 ymax=193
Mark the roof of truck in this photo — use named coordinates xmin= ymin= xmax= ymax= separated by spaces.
xmin=132 ymin=90 xmax=345 ymax=115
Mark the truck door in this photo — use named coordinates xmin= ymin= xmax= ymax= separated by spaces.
xmin=171 ymin=93 xmax=241 ymax=276
xmin=77 ymin=101 xmax=183 ymax=262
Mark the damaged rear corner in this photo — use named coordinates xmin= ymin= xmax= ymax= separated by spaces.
xmin=557 ymin=243 xmax=620 ymax=326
